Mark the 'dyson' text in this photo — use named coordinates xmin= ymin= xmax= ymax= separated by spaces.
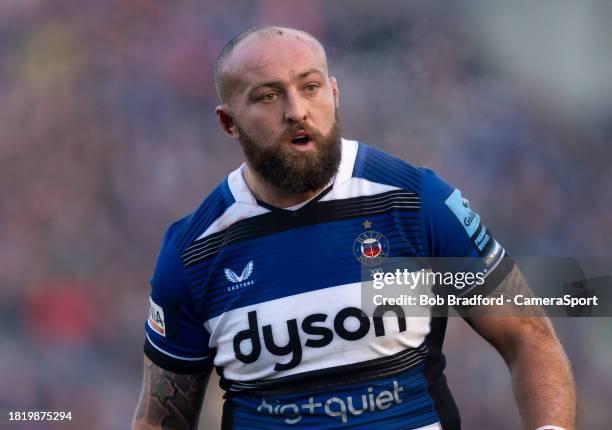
xmin=233 ymin=305 xmax=406 ymax=371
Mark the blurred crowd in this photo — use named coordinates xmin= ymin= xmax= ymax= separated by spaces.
xmin=1 ymin=1 xmax=610 ymax=429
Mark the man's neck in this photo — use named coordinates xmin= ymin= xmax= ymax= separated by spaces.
xmin=242 ymin=164 xmax=328 ymax=209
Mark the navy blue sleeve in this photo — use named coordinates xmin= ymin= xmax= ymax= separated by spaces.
xmin=144 ymin=223 xmax=213 ymax=374
xmin=419 ymin=167 xmax=514 ymax=298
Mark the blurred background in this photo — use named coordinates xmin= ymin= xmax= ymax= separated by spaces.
xmin=1 ymin=0 xmax=611 ymax=428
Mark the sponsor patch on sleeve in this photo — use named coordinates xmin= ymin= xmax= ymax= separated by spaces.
xmin=148 ymin=297 xmax=166 ymax=337
xmin=444 ymin=189 xmax=481 ymax=237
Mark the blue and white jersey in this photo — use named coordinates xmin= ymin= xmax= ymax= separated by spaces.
xmin=143 ymin=139 xmax=513 ymax=430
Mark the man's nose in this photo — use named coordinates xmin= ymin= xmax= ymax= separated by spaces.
xmin=284 ymin=91 xmax=307 ymax=123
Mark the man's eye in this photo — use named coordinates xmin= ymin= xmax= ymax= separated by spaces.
xmin=304 ymin=84 xmax=319 ymax=93
xmin=259 ymin=93 xmax=277 ymax=102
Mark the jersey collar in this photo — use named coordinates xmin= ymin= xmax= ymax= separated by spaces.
xmin=227 ymin=138 xmax=359 ymax=207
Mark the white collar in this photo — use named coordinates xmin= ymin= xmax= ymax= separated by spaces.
xmin=226 ymin=138 xmax=359 ymax=207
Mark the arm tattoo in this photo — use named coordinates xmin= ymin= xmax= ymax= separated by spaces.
xmin=133 ymin=357 xmax=209 ymax=430
xmin=493 ymin=265 xmax=547 ymax=318
xmin=465 ymin=264 xmax=547 ymax=319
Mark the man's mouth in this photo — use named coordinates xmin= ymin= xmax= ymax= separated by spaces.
xmin=290 ymin=130 xmax=313 ymax=146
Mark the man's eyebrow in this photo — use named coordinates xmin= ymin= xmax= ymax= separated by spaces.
xmin=296 ymin=69 xmax=324 ymax=79
xmin=247 ymin=70 xmax=325 ymax=96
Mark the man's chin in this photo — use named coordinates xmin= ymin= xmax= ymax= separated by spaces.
xmin=238 ymin=121 xmax=342 ymax=194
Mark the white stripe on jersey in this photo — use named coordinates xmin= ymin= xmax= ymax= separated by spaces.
xmin=416 ymin=423 xmax=442 ymax=430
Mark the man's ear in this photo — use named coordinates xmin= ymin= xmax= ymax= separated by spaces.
xmin=330 ymin=76 xmax=340 ymax=108
xmin=216 ymin=105 xmax=239 ymax=138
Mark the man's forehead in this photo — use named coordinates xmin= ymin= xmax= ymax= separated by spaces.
xmin=223 ymin=29 xmax=328 ymax=93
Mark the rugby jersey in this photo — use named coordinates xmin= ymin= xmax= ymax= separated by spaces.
xmin=143 ymin=139 xmax=514 ymax=429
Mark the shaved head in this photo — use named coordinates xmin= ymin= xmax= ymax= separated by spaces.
xmin=214 ymin=26 xmax=328 ymax=104
xmin=213 ymin=25 xmax=341 ymax=198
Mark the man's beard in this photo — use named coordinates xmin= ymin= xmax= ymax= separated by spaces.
xmin=236 ymin=116 xmax=342 ymax=194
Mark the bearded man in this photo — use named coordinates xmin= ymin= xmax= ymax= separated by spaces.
xmin=132 ymin=26 xmax=575 ymax=430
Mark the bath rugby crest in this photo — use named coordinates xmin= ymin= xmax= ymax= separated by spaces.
xmin=143 ymin=139 xmax=513 ymax=430
xmin=353 ymin=224 xmax=389 ymax=266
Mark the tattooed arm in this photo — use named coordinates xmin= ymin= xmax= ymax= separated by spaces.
xmin=464 ymin=265 xmax=576 ymax=429
xmin=132 ymin=356 xmax=211 ymax=430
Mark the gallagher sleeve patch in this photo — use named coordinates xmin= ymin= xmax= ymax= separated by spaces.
xmin=148 ymin=297 xmax=166 ymax=337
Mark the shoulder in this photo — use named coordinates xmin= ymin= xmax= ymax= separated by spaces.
xmin=352 ymin=142 xmax=450 ymax=199
xmin=149 ymin=177 xmax=235 ymax=326
xmin=167 ymin=177 xmax=236 ymax=256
